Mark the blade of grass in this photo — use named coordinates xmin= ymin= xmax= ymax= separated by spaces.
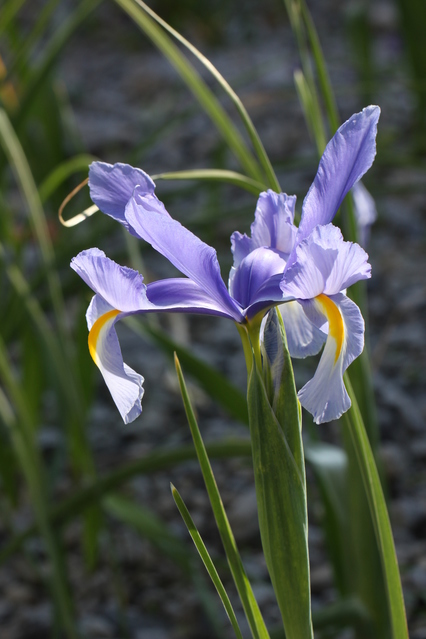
xmin=0 ymin=336 xmax=78 ymax=638
xmin=0 ymin=0 xmax=28 ymax=38
xmin=342 ymin=373 xmax=408 ymax=639
xmin=152 ymin=168 xmax=267 ymax=195
xmin=0 ymin=108 xmax=65 ymax=328
xmin=174 ymin=354 xmax=270 ymax=639
xmin=38 ymin=153 xmax=97 ymax=203
xmin=114 ymin=0 xmax=264 ymax=183
xmin=126 ymin=0 xmax=280 ymax=191
xmin=171 ymin=484 xmax=244 ymax=639
xmin=104 ymin=493 xmax=190 ymax=570
xmin=0 ymin=438 xmax=252 ymax=564
xmin=12 ymin=0 xmax=104 ymax=128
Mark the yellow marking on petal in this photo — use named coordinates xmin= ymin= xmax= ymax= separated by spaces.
xmin=88 ymin=309 xmax=121 ymax=365
xmin=316 ymin=294 xmax=344 ymax=364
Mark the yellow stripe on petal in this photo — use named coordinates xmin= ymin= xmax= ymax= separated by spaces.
xmin=316 ymin=294 xmax=344 ymax=364
xmin=88 ymin=309 xmax=121 ymax=365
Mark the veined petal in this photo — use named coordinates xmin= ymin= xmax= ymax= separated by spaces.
xmin=279 ymin=300 xmax=326 ymax=358
xmin=230 ymin=191 xmax=297 ymax=268
xmin=296 ymin=106 xmax=380 ymax=246
xmin=125 ymin=189 xmax=242 ymax=321
xmin=72 ymin=249 xmax=244 ymax=321
xmin=89 ymin=162 xmax=156 ymax=232
xmin=280 ymin=224 xmax=371 ymax=300
xmin=146 ymin=278 xmax=244 ymax=320
xmin=71 ymin=248 xmax=148 ymax=312
xmin=298 ymin=293 xmax=365 ymax=424
xmin=87 ymin=299 xmax=143 ymax=424
xmin=251 ymin=190 xmax=297 ymax=254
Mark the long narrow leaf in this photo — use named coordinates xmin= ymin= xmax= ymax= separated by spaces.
xmin=343 ymin=374 xmax=408 ymax=639
xmin=127 ymin=0 xmax=280 ymax=190
xmin=152 ymin=168 xmax=267 ymax=195
xmin=172 ymin=485 xmax=244 ymax=639
xmin=114 ymin=0 xmax=264 ymax=183
xmin=0 ymin=438 xmax=252 ymax=565
xmin=174 ymin=355 xmax=270 ymax=639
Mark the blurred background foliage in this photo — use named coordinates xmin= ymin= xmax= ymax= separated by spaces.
xmin=0 ymin=0 xmax=425 ymax=637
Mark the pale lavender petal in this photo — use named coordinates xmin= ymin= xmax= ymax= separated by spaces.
xmin=86 ymin=299 xmax=143 ymax=424
xmin=125 ymin=189 xmax=242 ymax=321
xmin=351 ymin=181 xmax=377 ymax=247
xmin=298 ymin=293 xmax=365 ymax=423
xmin=89 ymin=162 xmax=157 ymax=231
xmin=279 ymin=300 xmax=326 ymax=358
xmin=280 ymin=224 xmax=371 ymax=300
xmin=296 ymin=106 xmax=380 ymax=245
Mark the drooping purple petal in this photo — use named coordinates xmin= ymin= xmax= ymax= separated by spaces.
xmin=280 ymin=224 xmax=371 ymax=300
xmin=86 ymin=295 xmax=144 ymax=424
xmin=279 ymin=300 xmax=326 ymax=358
xmin=125 ymin=188 xmax=243 ymax=321
xmin=298 ymin=293 xmax=365 ymax=423
xmin=296 ymin=106 xmax=380 ymax=246
xmin=89 ymin=162 xmax=158 ymax=232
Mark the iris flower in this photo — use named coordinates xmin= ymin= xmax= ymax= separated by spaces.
xmin=72 ymin=105 xmax=379 ymax=424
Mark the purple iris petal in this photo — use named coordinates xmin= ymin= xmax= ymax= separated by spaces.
xmin=250 ymin=190 xmax=297 ymax=253
xmin=146 ymin=278 xmax=242 ymax=319
xmin=230 ymin=190 xmax=297 ymax=268
xmin=89 ymin=162 xmax=157 ymax=232
xmin=229 ymin=246 xmax=287 ymax=309
xmin=280 ymin=224 xmax=371 ymax=300
xmin=125 ymin=188 xmax=243 ymax=322
xmin=71 ymin=248 xmax=148 ymax=312
xmin=296 ymin=106 xmax=380 ymax=246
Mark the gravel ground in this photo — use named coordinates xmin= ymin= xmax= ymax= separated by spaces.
xmin=1 ymin=0 xmax=426 ymax=637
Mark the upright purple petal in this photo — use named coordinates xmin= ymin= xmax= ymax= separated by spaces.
xmin=125 ymin=189 xmax=243 ymax=321
xmin=230 ymin=191 xmax=297 ymax=269
xmin=89 ymin=162 xmax=158 ymax=231
xmin=296 ymin=106 xmax=380 ymax=245
xmin=251 ymin=191 xmax=297 ymax=253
